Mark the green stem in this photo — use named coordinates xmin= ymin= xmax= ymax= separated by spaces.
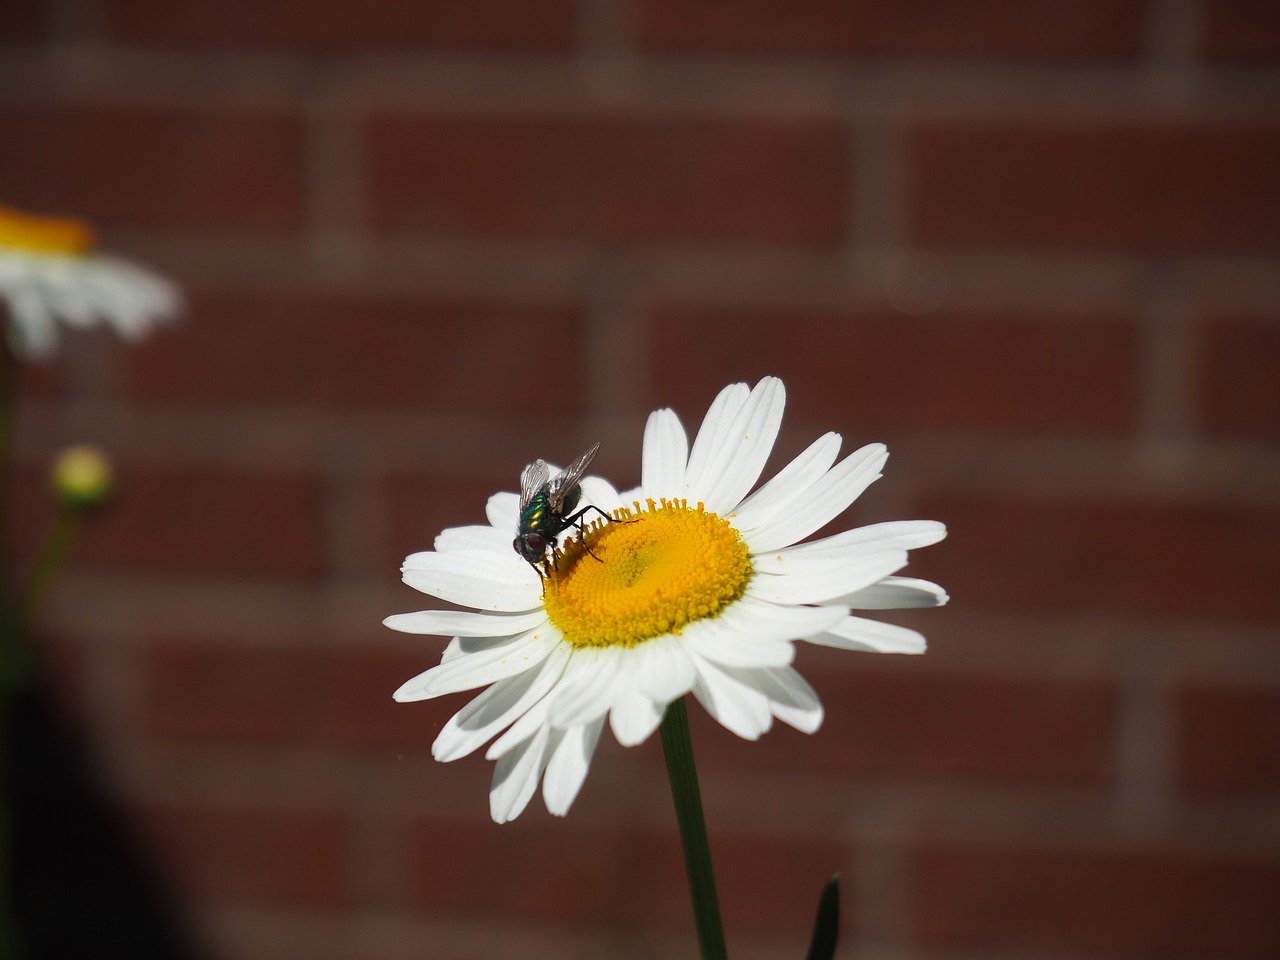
xmin=0 ymin=504 xmax=80 ymax=960
xmin=0 ymin=341 xmax=17 ymax=960
xmin=660 ymin=696 xmax=727 ymax=960
xmin=0 ymin=339 xmax=14 ymax=592
xmin=0 ymin=340 xmax=16 ymax=960
xmin=19 ymin=507 xmax=79 ymax=629
xmin=0 ymin=685 xmax=13 ymax=960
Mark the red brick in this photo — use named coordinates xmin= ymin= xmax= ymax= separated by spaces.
xmin=638 ymin=0 xmax=1143 ymax=60
xmin=125 ymin=292 xmax=583 ymax=413
xmin=409 ymin=819 xmax=838 ymax=932
xmin=909 ymin=120 xmax=1280 ymax=253
xmin=1201 ymin=0 xmax=1280 ymax=59
xmin=1198 ymin=316 xmax=1280 ymax=441
xmin=0 ymin=0 xmax=47 ymax=41
xmin=0 ymin=104 xmax=304 ymax=231
xmin=139 ymin=803 xmax=349 ymax=906
xmin=649 ymin=306 xmax=1139 ymax=435
xmin=692 ymin=668 xmax=1115 ymax=786
xmin=363 ymin=114 xmax=846 ymax=244
xmin=913 ymin=495 xmax=1280 ymax=620
xmin=384 ymin=472 xmax=513 ymax=570
xmin=92 ymin=466 xmax=323 ymax=576
xmin=9 ymin=463 xmax=324 ymax=577
xmin=1177 ymin=685 xmax=1280 ymax=795
xmin=912 ymin=843 xmax=1280 ymax=958
xmin=138 ymin=641 xmax=450 ymax=749
xmin=102 ymin=0 xmax=574 ymax=52
xmin=14 ymin=358 xmax=65 ymax=399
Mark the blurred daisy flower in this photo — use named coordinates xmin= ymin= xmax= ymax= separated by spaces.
xmin=387 ymin=377 xmax=947 ymax=823
xmin=0 ymin=204 xmax=180 ymax=360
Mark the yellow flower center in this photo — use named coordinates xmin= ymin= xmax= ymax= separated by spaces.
xmin=543 ymin=499 xmax=753 ymax=649
xmin=0 ymin=205 xmax=96 ymax=255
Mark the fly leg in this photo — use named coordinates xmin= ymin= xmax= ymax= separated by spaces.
xmin=564 ymin=504 xmax=634 ymax=562
xmin=533 ymin=539 xmax=560 ymax=595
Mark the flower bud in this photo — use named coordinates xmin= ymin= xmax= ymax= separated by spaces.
xmin=50 ymin=444 xmax=113 ymax=509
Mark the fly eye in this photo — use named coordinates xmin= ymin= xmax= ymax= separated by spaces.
xmin=514 ymin=534 xmax=547 ymax=563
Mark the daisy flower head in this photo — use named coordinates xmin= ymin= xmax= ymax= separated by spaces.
xmin=387 ymin=377 xmax=947 ymax=823
xmin=0 ymin=204 xmax=181 ymax=361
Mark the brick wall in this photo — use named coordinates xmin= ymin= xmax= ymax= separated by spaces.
xmin=4 ymin=2 xmax=1278 ymax=958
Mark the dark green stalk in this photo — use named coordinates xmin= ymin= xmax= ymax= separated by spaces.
xmin=0 ymin=502 xmax=78 ymax=960
xmin=804 ymin=875 xmax=841 ymax=960
xmin=0 ymin=340 xmax=13 ymax=592
xmin=0 ymin=698 xmax=14 ymax=960
xmin=660 ymin=696 xmax=727 ymax=960
xmin=0 ymin=336 xmax=18 ymax=958
xmin=19 ymin=508 xmax=79 ymax=630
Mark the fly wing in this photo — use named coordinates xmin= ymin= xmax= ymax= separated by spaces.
xmin=519 ymin=459 xmax=550 ymax=511
xmin=546 ymin=442 xmax=601 ymax=512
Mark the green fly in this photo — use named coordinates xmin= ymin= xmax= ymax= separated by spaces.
xmin=513 ymin=442 xmax=615 ymax=579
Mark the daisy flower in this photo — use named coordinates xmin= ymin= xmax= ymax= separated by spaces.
xmin=0 ymin=204 xmax=180 ymax=360
xmin=387 ymin=377 xmax=947 ymax=823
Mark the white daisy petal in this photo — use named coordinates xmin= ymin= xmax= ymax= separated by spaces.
xmin=396 ymin=628 xmax=559 ymax=699
xmin=754 ymin=666 xmax=824 ymax=733
xmin=841 ymin=576 xmax=950 ymax=609
xmin=683 ymin=382 xmax=750 ymax=501
xmin=609 ymin=683 xmax=666 ymax=747
xmin=486 ymin=491 xmax=521 ymax=530
xmin=713 ymin=594 xmax=849 ymax=643
xmin=0 ymin=214 xmax=180 ymax=361
xmin=485 ymin=693 xmax=553 ymax=760
xmin=616 ymin=484 xmax=643 ymax=505
xmin=738 ymin=443 xmax=889 ymax=553
xmin=691 ymin=655 xmax=774 ymax=741
xmin=688 ymin=620 xmax=795 ymax=668
xmin=745 ymin=551 xmax=908 ymax=605
xmin=781 ymin=519 xmax=947 ymax=559
xmin=641 ymin=407 xmax=689 ymax=496
xmin=548 ymin=647 xmax=624 ymax=729
xmin=698 ymin=376 xmax=786 ymax=514
xmin=542 ymin=719 xmax=604 ymax=817
xmin=440 ymin=632 xmax=526 ymax=663
xmin=45 ymin=270 xmax=97 ymax=328
xmin=489 ymin=726 xmax=552 ymax=824
xmin=730 ymin=432 xmax=842 ymax=529
xmin=435 ymin=525 xmax=512 ymax=554
xmin=90 ymin=256 xmax=180 ymax=332
xmin=8 ymin=286 xmax=59 ymax=359
xmin=81 ymin=267 xmax=138 ymax=324
xmin=402 ymin=552 xmax=541 ymax=611
xmin=72 ymin=267 xmax=125 ymax=324
xmin=808 ymin=615 xmax=928 ymax=654
xmin=432 ymin=643 xmax=573 ymax=762
xmin=577 ymin=475 xmax=624 ymax=515
xmin=83 ymin=274 xmax=140 ymax=327
xmin=631 ymin=635 xmax=697 ymax=702
xmin=383 ymin=608 xmax=547 ymax=637
xmin=751 ymin=551 xmax=900 ymax=576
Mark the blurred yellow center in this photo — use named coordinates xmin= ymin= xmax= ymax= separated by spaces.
xmin=543 ymin=499 xmax=752 ymax=649
xmin=50 ymin=444 xmax=114 ymax=509
xmin=0 ymin=205 xmax=95 ymax=255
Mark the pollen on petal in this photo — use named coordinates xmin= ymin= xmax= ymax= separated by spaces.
xmin=543 ymin=499 xmax=753 ymax=649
